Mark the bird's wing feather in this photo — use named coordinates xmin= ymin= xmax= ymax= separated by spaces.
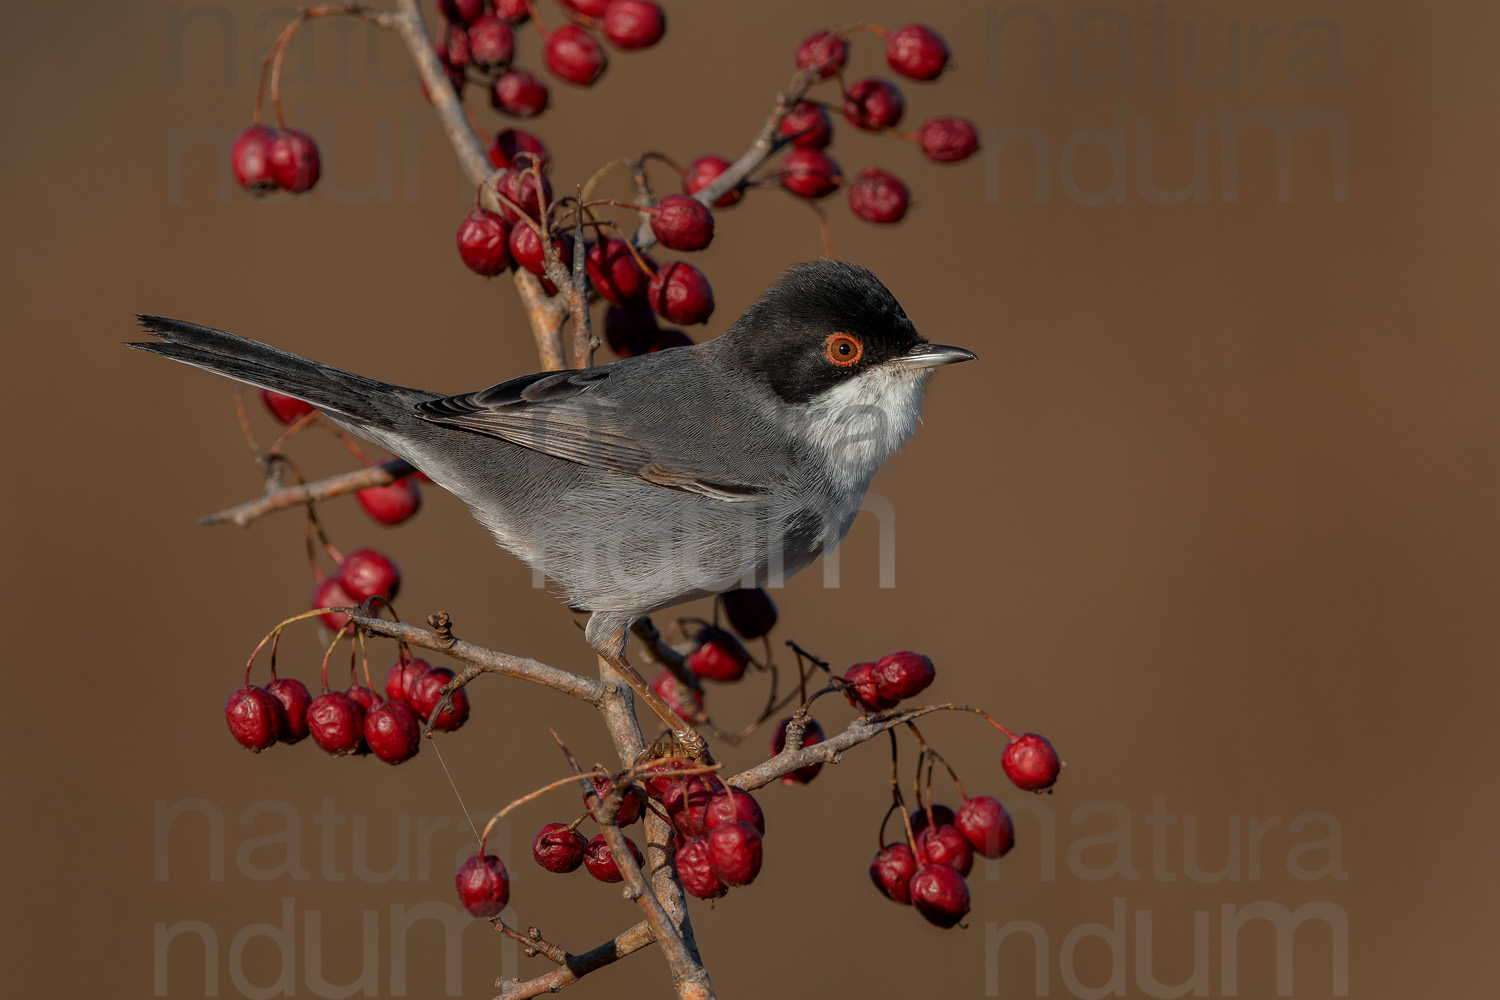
xmin=414 ymin=365 xmax=773 ymax=501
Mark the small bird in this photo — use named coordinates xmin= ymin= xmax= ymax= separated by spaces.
xmin=131 ymin=259 xmax=974 ymax=755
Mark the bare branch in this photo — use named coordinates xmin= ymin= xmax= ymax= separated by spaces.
xmin=389 ymin=0 xmax=492 ymax=187
xmin=513 ymin=270 xmax=570 ymax=371
xmin=496 ymin=920 xmax=656 ymax=1000
xmin=727 ymin=704 xmax=965 ymax=791
xmin=198 ymin=458 xmax=413 ymax=527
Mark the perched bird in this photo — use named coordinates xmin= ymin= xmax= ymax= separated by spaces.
xmin=131 ymin=259 xmax=975 ymax=755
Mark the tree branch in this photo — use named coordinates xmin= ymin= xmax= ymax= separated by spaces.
xmin=389 ymin=0 xmax=492 ymax=187
xmin=496 ymin=920 xmax=656 ymax=1000
xmin=198 ymin=457 xmax=412 ymax=527
xmin=727 ymin=704 xmax=964 ymax=791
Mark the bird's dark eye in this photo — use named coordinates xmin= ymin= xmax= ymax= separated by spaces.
xmin=824 ymin=333 xmax=863 ymax=367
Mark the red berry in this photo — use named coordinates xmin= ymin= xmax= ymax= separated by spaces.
xmin=919 ymin=116 xmax=980 ymax=163
xmin=225 ymin=686 xmax=284 ymax=752
xmin=384 ymin=657 xmax=429 ymax=704
xmin=307 ymin=691 xmax=365 ymax=756
xmin=583 ymin=833 xmax=643 ymax=882
xmin=439 ymin=0 xmax=485 ymax=24
xmin=345 ymin=684 xmax=378 ymax=712
xmin=910 ymin=864 xmax=970 ymax=928
xmin=311 ymin=576 xmax=357 ymax=632
xmin=407 ymin=666 xmax=471 ymax=732
xmin=647 ymin=329 xmax=692 ymax=352
xmin=704 ymin=789 xmax=764 ymax=836
xmin=843 ymin=662 xmax=897 ymax=712
xmin=916 ymin=824 xmax=974 ymax=876
xmin=780 ymin=148 xmax=842 ymax=199
xmin=468 ymin=15 xmax=515 ymax=67
xmin=886 ymin=24 xmax=950 ymax=81
xmin=683 ymin=154 xmax=742 ymax=208
xmin=778 ymin=102 xmax=833 ymax=150
xmin=650 ymin=668 xmax=703 ymax=723
xmin=455 ymin=209 xmax=511 ymax=276
xmin=602 ymin=0 xmax=665 ymax=50
xmin=874 ymin=651 xmax=935 ymax=702
xmin=509 ymin=225 xmax=572 ymax=276
xmin=649 ymin=194 xmax=715 ymax=251
xmin=487 ymin=127 xmax=548 ymax=169
xmin=495 ymin=0 xmax=530 ymax=22
xmin=561 ymin=0 xmax=610 ymax=14
xmin=796 ymin=31 xmax=848 ymax=78
xmin=532 ymin=823 xmax=588 ymax=873
xmin=848 ymin=167 xmax=909 ymax=224
xmin=720 ymin=588 xmax=777 ymax=640
xmin=675 ymin=836 xmax=727 ymax=899
xmin=357 ymin=476 xmax=422 ymax=525
xmin=770 ymin=717 xmax=826 ymax=784
xmin=267 ymin=129 xmax=321 ymax=193
xmin=909 ymin=804 xmax=957 ymax=835
xmin=337 ymin=548 xmax=401 ymax=603
xmin=495 ymin=168 xmax=553 ymax=224
xmin=661 ymin=774 xmax=721 ymax=838
xmin=231 ymin=125 xmax=279 ymax=195
xmin=266 ymin=677 xmax=312 ymax=744
xmin=443 ymin=25 xmax=472 ymax=68
xmin=707 ymin=820 xmax=762 ymax=886
xmin=686 ymin=626 xmax=749 ymax=682
xmin=641 ymin=757 xmax=695 ymax=799
xmin=843 ymin=77 xmax=906 ymax=131
xmin=260 ymin=388 xmax=314 ymax=424
xmin=364 ymin=699 xmax=421 ymax=764
xmin=455 ymin=854 xmax=509 ymax=917
xmin=1002 ymin=733 xmax=1061 ymax=791
xmin=647 ymin=260 xmax=714 ymax=325
xmin=870 ymin=843 xmax=918 ymax=904
xmin=957 ymin=796 xmax=1015 ymax=859
xmin=586 ymin=237 xmax=650 ymax=304
xmin=604 ymin=301 xmax=659 ymax=357
xmin=584 ymin=774 xmax=645 ymax=825
xmin=491 ymin=68 xmax=549 ymax=117
xmin=545 ymin=25 xmax=608 ymax=86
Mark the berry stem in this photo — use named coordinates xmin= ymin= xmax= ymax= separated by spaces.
xmin=318 ymin=621 xmax=353 ymax=693
xmin=580 ymin=158 xmax=636 ymax=203
xmin=905 ymin=721 xmax=969 ymax=801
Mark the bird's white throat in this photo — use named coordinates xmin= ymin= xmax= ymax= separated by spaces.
xmin=796 ymin=365 xmax=927 ymax=489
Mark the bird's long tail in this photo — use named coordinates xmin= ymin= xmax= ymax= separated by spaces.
xmin=128 ymin=315 xmax=427 ymax=429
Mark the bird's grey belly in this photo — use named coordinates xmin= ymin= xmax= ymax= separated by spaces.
xmin=405 ymin=433 xmax=859 ymax=615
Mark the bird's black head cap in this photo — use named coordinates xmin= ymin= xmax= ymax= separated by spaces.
xmin=721 ymin=260 xmax=924 ymax=404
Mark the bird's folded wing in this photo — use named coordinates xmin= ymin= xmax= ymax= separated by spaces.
xmin=414 ymin=368 xmax=771 ymax=501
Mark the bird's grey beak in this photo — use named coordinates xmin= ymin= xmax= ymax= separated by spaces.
xmin=900 ymin=343 xmax=978 ymax=369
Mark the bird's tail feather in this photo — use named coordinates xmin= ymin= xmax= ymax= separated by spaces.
xmin=128 ymin=315 xmax=420 ymax=428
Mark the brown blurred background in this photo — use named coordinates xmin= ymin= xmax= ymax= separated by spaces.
xmin=3 ymin=1 xmax=1496 ymax=997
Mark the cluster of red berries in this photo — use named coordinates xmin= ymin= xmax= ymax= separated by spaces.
xmin=231 ymin=124 xmax=322 ymax=196
xmin=259 ymin=390 xmax=423 ymax=526
xmin=433 ymin=0 xmax=666 ymax=116
xmin=225 ymin=650 xmax=471 ymax=764
xmin=870 ymin=734 xmax=1060 ymax=929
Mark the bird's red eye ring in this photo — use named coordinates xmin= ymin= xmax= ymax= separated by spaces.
xmin=824 ymin=333 xmax=863 ymax=367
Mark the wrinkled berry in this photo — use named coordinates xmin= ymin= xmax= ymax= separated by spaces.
xmin=585 ymin=773 xmax=646 ymax=825
xmin=650 ymin=194 xmax=715 ymax=251
xmin=675 ymin=836 xmax=727 ymax=899
xmin=957 ymin=795 xmax=1015 ymax=858
xmin=886 ymin=23 xmax=950 ymax=81
xmin=870 ymin=843 xmax=918 ymax=904
xmin=311 ymin=576 xmax=356 ymax=632
xmin=455 ymin=854 xmax=509 ymax=917
xmin=683 ymin=154 xmax=742 ymax=208
xmin=778 ymin=102 xmax=832 ymax=150
xmin=385 ymin=657 xmax=429 ymax=704
xmin=266 ymin=677 xmax=312 ymax=744
xmin=843 ymin=661 xmax=897 ymax=712
xmin=1002 ymin=732 xmax=1061 ymax=791
xmin=532 ymin=822 xmax=588 ymax=873
xmin=843 ymin=77 xmax=906 ymax=131
xmin=509 ymin=225 xmax=572 ymax=276
xmin=650 ymin=668 xmax=702 ymax=723
xmin=662 ymin=774 xmax=721 ymax=838
xmin=225 ymin=686 xmax=284 ymax=752
xmin=408 ymin=666 xmax=470 ymax=732
xmin=919 ymin=116 xmax=980 ymax=163
xmin=364 ymin=699 xmax=421 ymax=764
xmin=848 ymin=167 xmax=909 ymax=224
xmin=338 ymin=548 xmax=400 ymax=603
xmin=307 ymin=691 xmax=365 ymax=756
xmin=586 ymin=238 xmax=650 ymax=304
xmin=875 ymin=650 xmax=934 ymax=702
xmin=704 ymin=789 xmax=764 ymax=835
xmin=456 ymin=209 xmax=511 ymax=275
xmin=495 ymin=167 xmax=552 ymax=224
xmin=917 ymin=824 xmax=974 ymax=876
xmin=707 ymin=820 xmax=762 ymax=886
xmin=583 ymin=833 xmax=643 ymax=882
